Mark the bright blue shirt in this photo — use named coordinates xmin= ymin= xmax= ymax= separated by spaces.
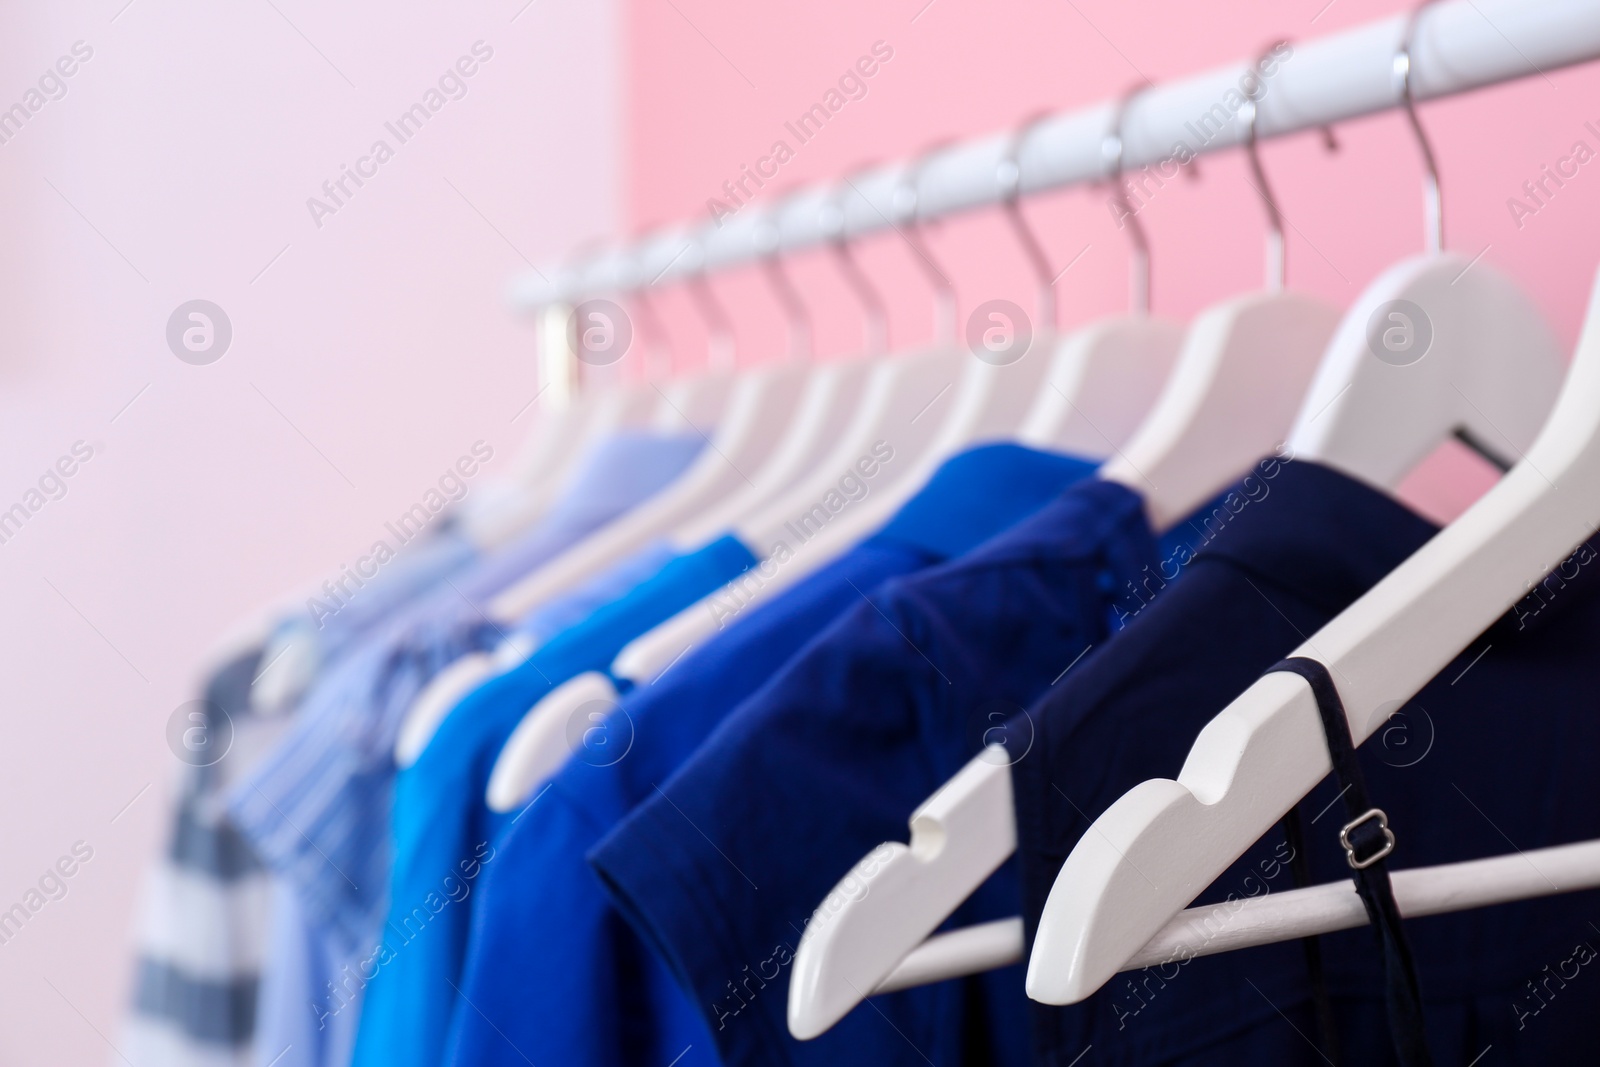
xmin=588 ymin=475 xmax=1169 ymax=1067
xmin=442 ymin=444 xmax=1102 ymax=1067
xmin=349 ymin=534 xmax=761 ymax=1067
xmin=228 ymin=431 xmax=703 ymax=1067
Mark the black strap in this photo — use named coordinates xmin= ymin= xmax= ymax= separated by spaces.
xmin=1267 ymin=657 xmax=1432 ymax=1067
xmin=1281 ymin=807 xmax=1341 ymax=1065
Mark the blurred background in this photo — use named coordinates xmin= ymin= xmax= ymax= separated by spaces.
xmin=0 ymin=0 xmax=1596 ymax=1062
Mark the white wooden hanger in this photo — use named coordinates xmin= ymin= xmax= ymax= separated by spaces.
xmin=260 ymin=377 xmax=666 ymax=718
xmin=458 ymin=381 xmax=659 ymax=551
xmin=752 ymin=147 xmax=1117 ymax=568
xmin=611 ymin=121 xmax=1184 ymax=691
xmin=1028 ymin=268 xmax=1577 ymax=1004
xmin=484 ymin=340 xmax=964 ymax=803
xmin=486 ymin=260 xmax=811 ymax=624
xmin=507 ymin=295 xmax=653 ymax=502
xmin=481 ymin=161 xmax=983 ymax=811
xmin=598 ymin=149 xmax=1023 ymax=692
xmin=460 ymin=248 xmax=647 ymax=544
xmin=396 ymin=295 xmax=752 ymax=758
xmin=258 ymin=306 xmax=657 ymax=716
xmin=1002 ymin=105 xmax=1182 ymax=458
xmin=785 ymin=68 xmax=1348 ymax=1039
xmin=1094 ymin=76 xmax=1342 ymax=530
xmin=482 ymin=221 xmax=890 ymax=801
xmin=407 ymin=204 xmax=899 ymax=772
xmin=1015 ymin=316 xmax=1183 ymax=458
xmin=467 ymin=360 xmax=734 ymax=557
xmin=463 ymin=269 xmax=713 ymax=550
xmin=1026 ymin=15 xmax=1572 ymax=1003
xmin=667 ymin=206 xmax=884 ymax=549
xmin=394 ymin=298 xmax=685 ymax=760
xmin=394 ymin=649 xmax=504 ymax=766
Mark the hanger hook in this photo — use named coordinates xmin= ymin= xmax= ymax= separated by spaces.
xmin=1396 ymin=0 xmax=1444 ymax=253
xmin=1239 ymin=41 xmax=1289 ymax=292
xmin=1103 ymin=83 xmax=1154 ymax=315
xmin=821 ymin=171 xmax=889 ymax=355
xmin=552 ymin=239 xmax=615 ymax=392
xmin=997 ymin=111 xmax=1058 ymax=332
xmin=755 ymin=198 xmax=812 ymax=362
xmin=890 ymin=142 xmax=958 ymax=346
xmin=680 ymin=240 xmax=737 ymax=371
xmin=630 ymin=286 xmax=674 ymax=382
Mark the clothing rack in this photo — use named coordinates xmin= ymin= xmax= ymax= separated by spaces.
xmin=513 ymin=0 xmax=1600 ymax=311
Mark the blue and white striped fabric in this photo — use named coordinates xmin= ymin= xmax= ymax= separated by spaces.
xmin=122 ymin=647 xmax=285 ymax=1067
xmin=225 ymin=431 xmax=704 ymax=1067
xmin=122 ymin=533 xmax=483 ymax=1067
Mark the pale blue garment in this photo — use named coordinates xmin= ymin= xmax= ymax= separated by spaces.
xmin=252 ymin=880 xmax=361 ymax=1067
xmin=297 ymin=529 xmax=478 ymax=661
xmin=126 ymin=535 xmax=477 ymax=1067
xmin=228 ymin=431 xmax=703 ymax=1067
xmin=254 ymin=531 xmax=479 ymax=713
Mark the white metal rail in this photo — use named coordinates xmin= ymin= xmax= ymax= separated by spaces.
xmin=512 ymin=0 xmax=1600 ymax=309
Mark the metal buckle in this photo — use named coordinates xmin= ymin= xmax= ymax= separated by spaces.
xmin=1339 ymin=807 xmax=1396 ymax=870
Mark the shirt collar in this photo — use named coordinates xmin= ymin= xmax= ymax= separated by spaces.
xmin=1179 ymin=457 xmax=1441 ymax=618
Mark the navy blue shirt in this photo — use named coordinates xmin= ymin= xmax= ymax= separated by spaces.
xmin=590 ymin=475 xmax=1166 ymax=1067
xmin=442 ymin=443 xmax=1100 ymax=1067
xmin=1012 ymin=458 xmax=1600 ymax=1065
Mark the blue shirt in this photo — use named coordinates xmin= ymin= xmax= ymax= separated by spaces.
xmin=227 ymin=431 xmax=702 ymax=1067
xmin=349 ymin=535 xmax=761 ymax=1067
xmin=512 ymin=539 xmax=680 ymax=648
xmin=1011 ymin=458 xmax=1600 ymax=1065
xmin=588 ymin=474 xmax=1167 ymax=1067
xmin=443 ymin=444 xmax=1101 ymax=1067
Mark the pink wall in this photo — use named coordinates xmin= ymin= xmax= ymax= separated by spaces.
xmin=2 ymin=2 xmax=1597 ymax=1062
xmin=0 ymin=2 xmax=618 ymax=1063
xmin=622 ymin=0 xmax=1600 ymax=521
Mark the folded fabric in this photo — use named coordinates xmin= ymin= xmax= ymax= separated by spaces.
xmin=589 ymin=475 xmax=1184 ymax=1067
xmin=445 ymin=444 xmax=1101 ymax=1067
xmin=1011 ymin=457 xmax=1600 ymax=1065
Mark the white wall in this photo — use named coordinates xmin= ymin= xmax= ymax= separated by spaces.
xmin=0 ymin=1 xmax=618 ymax=1062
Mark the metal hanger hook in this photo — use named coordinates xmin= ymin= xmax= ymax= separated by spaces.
xmin=1239 ymin=40 xmax=1290 ymax=292
xmin=555 ymin=239 xmax=617 ymax=389
xmin=1396 ymin=0 xmax=1444 ymax=253
xmin=670 ymin=238 xmax=737 ymax=372
xmin=1103 ymin=83 xmax=1154 ymax=315
xmin=997 ymin=111 xmax=1059 ymax=331
xmin=630 ymin=286 xmax=674 ymax=382
xmin=822 ymin=168 xmax=889 ymax=355
xmin=891 ymin=141 xmax=958 ymax=346
xmin=754 ymin=200 xmax=813 ymax=362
